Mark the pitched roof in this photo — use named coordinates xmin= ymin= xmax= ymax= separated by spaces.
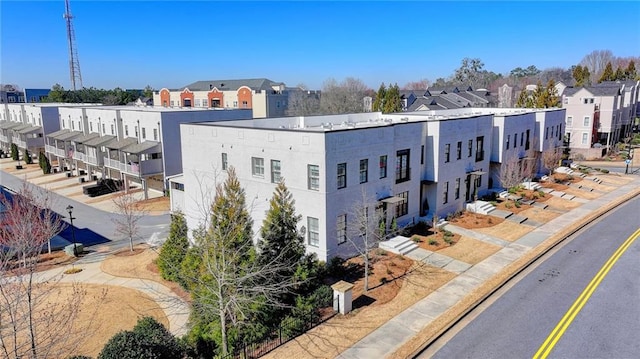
xmin=179 ymin=78 xmax=285 ymax=92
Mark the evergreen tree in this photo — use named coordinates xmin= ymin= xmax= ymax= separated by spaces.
xmin=372 ymin=83 xmax=386 ymax=112
xmin=157 ymin=211 xmax=190 ymax=283
xmin=516 ymin=89 xmax=528 ymax=108
xmin=258 ymin=180 xmax=305 ymax=269
xmin=545 ymin=79 xmax=559 ymax=108
xmin=10 ymin=143 xmax=19 ymax=161
xmin=533 ymin=81 xmax=547 ymax=108
xmin=23 ymin=149 xmax=33 ymax=164
xmin=598 ymin=62 xmax=614 ymax=83
xmin=383 ymin=83 xmax=403 ymax=113
xmin=614 ymin=67 xmax=625 ymax=81
xmin=625 ymin=60 xmax=637 ymax=80
xmin=572 ymin=65 xmax=591 ymax=86
xmin=98 ymin=317 xmax=183 ymax=359
xmin=38 ymin=151 xmax=51 ymax=174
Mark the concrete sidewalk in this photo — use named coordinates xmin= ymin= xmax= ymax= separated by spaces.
xmin=337 ymin=176 xmax=640 ymax=359
xmin=33 ymin=253 xmax=190 ymax=337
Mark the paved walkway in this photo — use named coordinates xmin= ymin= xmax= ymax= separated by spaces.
xmin=337 ymin=176 xmax=640 ymax=359
xmin=32 ymin=252 xmax=190 ymax=337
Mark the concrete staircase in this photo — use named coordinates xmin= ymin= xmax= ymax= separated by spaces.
xmin=379 ymin=235 xmax=418 ymax=256
xmin=466 ymin=200 xmax=496 ymax=215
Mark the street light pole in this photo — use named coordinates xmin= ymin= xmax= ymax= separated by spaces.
xmin=66 ymin=205 xmax=77 ymax=257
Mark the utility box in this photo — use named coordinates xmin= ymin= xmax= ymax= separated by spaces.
xmin=331 ymin=280 xmax=354 ymax=315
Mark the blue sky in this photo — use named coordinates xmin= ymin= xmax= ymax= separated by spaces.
xmin=2 ymin=1 xmax=639 ymax=91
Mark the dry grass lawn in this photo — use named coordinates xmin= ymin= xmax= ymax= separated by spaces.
xmin=562 ymin=186 xmax=602 ymax=200
xmin=475 ymin=221 xmax=534 ymax=242
xmin=437 ymin=236 xmax=501 ymax=265
xmin=448 ymin=212 xmax=504 ymax=229
xmin=518 ymin=207 xmax=561 ymax=223
xmin=544 ymin=196 xmax=583 ymax=210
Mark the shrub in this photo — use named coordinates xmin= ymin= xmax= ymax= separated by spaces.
xmin=505 ymin=203 xmax=513 ymax=209
xmin=157 ymin=212 xmax=189 ymax=282
xmin=537 ymin=190 xmax=545 ymax=197
xmin=38 ymin=151 xmax=51 ymax=174
xmin=428 ymin=239 xmax=438 ymax=246
xmin=514 ymin=201 xmax=521 ymax=208
xmin=10 ymin=143 xmax=18 ymax=161
xmin=411 ymin=235 xmax=422 ymax=243
xmin=379 ymin=277 xmax=388 ymax=284
xmin=325 ymin=256 xmax=346 ymax=278
xmin=98 ymin=317 xmax=183 ymax=359
xmin=600 ymin=169 xmax=609 ymax=173
xmin=444 ymin=236 xmax=453 ymax=245
xmin=23 ymin=149 xmax=33 ymax=164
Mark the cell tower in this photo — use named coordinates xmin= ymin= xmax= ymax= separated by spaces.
xmin=64 ymin=0 xmax=83 ymax=91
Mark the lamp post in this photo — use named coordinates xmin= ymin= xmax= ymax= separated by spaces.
xmin=66 ymin=205 xmax=78 ymax=257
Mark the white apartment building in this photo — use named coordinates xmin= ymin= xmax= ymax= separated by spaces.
xmin=46 ymin=105 xmax=251 ymax=198
xmin=174 ymin=108 xmax=566 ymax=261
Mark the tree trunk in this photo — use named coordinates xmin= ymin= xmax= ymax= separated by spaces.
xmin=219 ymin=307 xmax=228 ymax=355
xmin=129 ymin=236 xmax=134 ymax=252
xmin=364 ymin=254 xmax=369 ymax=292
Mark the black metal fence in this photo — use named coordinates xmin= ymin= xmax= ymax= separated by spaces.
xmin=218 ymin=306 xmax=336 ymax=359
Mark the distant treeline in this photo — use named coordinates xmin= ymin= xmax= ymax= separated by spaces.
xmin=43 ymin=84 xmax=154 ymax=105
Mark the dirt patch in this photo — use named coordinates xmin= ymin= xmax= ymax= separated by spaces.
xmin=410 ymin=230 xmax=461 ymax=251
xmin=437 ymin=236 xmax=501 ymax=265
xmin=448 ymin=212 xmax=504 ymax=229
xmin=475 ymin=221 xmax=533 ymax=242
xmin=137 ymin=196 xmax=170 ymax=213
xmin=493 ymin=200 xmax=531 ymax=214
xmin=101 ymin=245 xmax=190 ymax=302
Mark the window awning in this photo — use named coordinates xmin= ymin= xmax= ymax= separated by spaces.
xmin=467 ymin=170 xmax=486 ymax=176
xmin=380 ymin=196 xmax=404 ymax=204
xmin=17 ymin=125 xmax=42 ymax=135
xmin=104 ymin=137 xmax=138 ymax=150
xmin=122 ymin=140 xmax=161 ymax=154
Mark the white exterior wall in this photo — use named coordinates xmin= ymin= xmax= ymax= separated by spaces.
xmin=58 ymin=107 xmax=88 ymax=133
xmin=563 ymin=89 xmax=597 ymax=149
xmin=84 ymin=108 xmax=121 ymax=137
xmin=7 ymin=104 xmax=26 ymax=124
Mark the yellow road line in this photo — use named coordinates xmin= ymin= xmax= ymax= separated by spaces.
xmin=533 ymin=227 xmax=640 ymax=359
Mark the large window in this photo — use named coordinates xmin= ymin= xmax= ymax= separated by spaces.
xmin=270 ymin=160 xmax=281 ymax=183
xmin=455 ymin=178 xmax=460 ymax=200
xmin=308 ymin=217 xmax=319 ymax=247
xmin=444 ymin=144 xmax=451 ymax=163
xmin=252 ymin=157 xmax=264 ymax=177
xmin=525 ymin=129 xmax=530 ymax=150
xmin=514 ymin=133 xmax=518 ymax=148
xmin=221 ymin=153 xmax=228 ymax=170
xmin=396 ymin=149 xmax=410 ymax=183
xmin=359 ymin=159 xmax=368 ymax=183
xmin=468 ymin=139 xmax=473 ymax=157
xmin=456 ymin=141 xmax=462 ymax=160
xmin=337 ymin=214 xmax=347 ymax=244
xmin=379 ymin=155 xmax=387 ymax=178
xmin=506 ymin=134 xmax=510 ymax=149
xmin=308 ymin=164 xmax=319 ymax=190
xmin=566 ymin=116 xmax=573 ymax=126
xmin=337 ymin=163 xmax=347 ymax=189
xmin=583 ymin=116 xmax=590 ymax=126
xmin=582 ymin=132 xmax=588 ymax=144
xmin=475 ymin=136 xmax=484 ymax=162
xmin=395 ymin=191 xmax=408 ymax=218
xmin=443 ymin=181 xmax=449 ymax=204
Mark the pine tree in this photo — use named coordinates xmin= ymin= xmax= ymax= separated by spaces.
xmin=157 ymin=211 xmax=190 ymax=282
xmin=372 ymin=83 xmax=386 ymax=112
xmin=258 ymin=180 xmax=305 ymax=270
xmin=572 ymin=65 xmax=591 ymax=87
xmin=516 ymin=89 xmax=528 ymax=107
xmin=383 ymin=83 xmax=402 ymax=113
xmin=614 ymin=67 xmax=625 ymax=81
xmin=625 ymin=60 xmax=637 ymax=80
xmin=23 ymin=149 xmax=33 ymax=164
xmin=533 ymin=81 xmax=547 ymax=108
xmin=38 ymin=151 xmax=51 ymax=174
xmin=545 ymin=79 xmax=559 ymax=108
xmin=10 ymin=143 xmax=18 ymax=161
xmin=599 ymin=62 xmax=614 ymax=83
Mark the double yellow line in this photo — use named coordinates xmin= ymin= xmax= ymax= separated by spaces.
xmin=533 ymin=227 xmax=640 ymax=359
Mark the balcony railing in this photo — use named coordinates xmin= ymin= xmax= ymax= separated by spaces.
xmin=0 ymin=134 xmax=8 ymax=143
xmin=15 ymin=139 xmax=26 ymax=149
xmin=45 ymin=145 xmax=66 ymax=157
xmin=86 ymin=155 xmax=99 ymax=166
xmin=73 ymin=152 xmax=86 ymax=162
xmin=103 ymin=157 xmax=163 ymax=176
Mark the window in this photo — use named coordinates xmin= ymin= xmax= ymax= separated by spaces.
xmin=559 ymin=124 xmax=563 ymax=141
xmin=308 ymin=165 xmax=319 ymax=190
xmin=564 ymin=97 xmax=568 ymax=104
xmin=170 ymin=100 xmax=175 ymax=107
xmin=233 ymin=101 xmax=238 ymax=107
xmin=514 ymin=133 xmax=518 ymax=147
xmin=520 ymin=132 xmax=524 ymax=147
xmin=468 ymin=139 xmax=473 ymax=157
xmin=71 ymin=121 xmax=75 ymax=130
xmin=153 ymin=128 xmax=158 ymax=141
xmin=89 ymin=123 xmax=93 ymax=132
xmin=456 ymin=141 xmax=462 ymax=160
xmin=582 ymin=132 xmax=588 ymax=144
xmin=567 ymin=116 xmax=573 ymax=126
xmin=379 ymin=155 xmax=387 ymax=178
xmin=337 ymin=163 xmax=347 ymax=189
xmin=125 ymin=125 xmax=129 ymax=136
xmin=102 ymin=123 xmax=106 ymax=134
xmin=307 ymin=217 xmax=319 ymax=247
xmin=270 ymin=160 xmax=281 ymax=183
xmin=545 ymin=127 xmax=549 ymax=139
xmin=142 ymin=127 xmax=146 ymax=139
xmin=171 ymin=182 xmax=184 ymax=191
xmin=444 ymin=143 xmax=451 ymax=163
xmin=337 ymin=214 xmax=346 ymax=244
xmin=506 ymin=134 xmax=510 ymax=149
xmin=455 ymin=178 xmax=461 ymax=200
xmin=276 ymin=101 xmax=281 ymax=108
xmin=443 ymin=181 xmax=449 ymax=204
xmin=359 ymin=159 xmax=368 ymax=183
xmin=475 ymin=136 xmax=484 ymax=162
xmin=251 ymin=157 xmax=264 ymax=177
xmin=135 ymin=126 xmax=139 ymax=138
xmin=221 ymin=153 xmax=228 ymax=170
xmin=395 ymin=191 xmax=408 ymax=218
xmin=396 ymin=149 xmax=410 ymax=183
xmin=242 ymin=101 xmax=248 ymax=108
xmin=583 ymin=116 xmax=590 ymax=126
xmin=110 ymin=124 xmax=115 ymax=135
xmin=421 ymin=145 xmax=425 ymax=165
xmin=525 ymin=129 xmax=530 ymax=150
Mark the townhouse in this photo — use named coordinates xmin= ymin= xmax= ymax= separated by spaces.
xmin=45 ymin=105 xmax=251 ymax=198
xmin=561 ymin=80 xmax=639 ymax=159
xmin=154 ymin=78 xmax=293 ymax=118
xmin=173 ymin=108 xmax=563 ymax=261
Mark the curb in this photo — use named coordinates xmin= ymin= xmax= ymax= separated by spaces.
xmin=401 ymin=184 xmax=640 ymax=359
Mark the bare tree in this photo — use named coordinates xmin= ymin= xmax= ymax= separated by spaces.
xmin=402 ymin=79 xmax=430 ymax=90
xmin=112 ymin=191 xmax=147 ymax=251
xmin=0 ymin=182 xmax=97 ymax=358
xmin=580 ymin=50 xmax=614 ymax=84
xmin=344 ymin=189 xmax=384 ymax=292
xmin=542 ymin=147 xmax=563 ymax=175
xmin=319 ymin=77 xmax=370 ymax=114
xmin=286 ymin=88 xmax=321 ymax=116
xmin=499 ymin=152 xmax=524 ymax=190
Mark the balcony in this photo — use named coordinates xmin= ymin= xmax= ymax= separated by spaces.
xmin=103 ymin=157 xmax=163 ymax=176
xmin=45 ymin=144 xmax=66 ymax=157
xmin=73 ymin=151 xmax=87 ymax=162
xmin=0 ymin=134 xmax=8 ymax=143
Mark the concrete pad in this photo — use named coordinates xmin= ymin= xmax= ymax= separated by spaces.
xmin=438 ymin=275 xmax=483 ymax=299
xmin=517 ymin=230 xmax=552 ymax=247
xmin=475 ymin=251 xmax=513 ymax=269
xmin=338 ymin=321 xmax=416 ymax=359
xmin=406 ymin=248 xmax=433 ymax=262
xmin=489 ymin=209 xmax=513 ymax=219
xmin=390 ymin=306 xmax=437 ymax=333
xmin=498 ymin=243 xmax=531 ymax=261
xmin=521 ymin=218 xmax=543 ymax=227
xmin=409 ymin=297 xmax=453 ymax=320
xmin=422 ymin=252 xmax=453 ymax=268
xmin=464 ymin=261 xmax=503 ymax=281
xmin=443 ymin=259 xmax=472 ymax=274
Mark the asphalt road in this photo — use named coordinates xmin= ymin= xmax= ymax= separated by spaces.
xmin=419 ymin=195 xmax=640 ymax=359
xmin=0 ymin=171 xmax=170 ymax=249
